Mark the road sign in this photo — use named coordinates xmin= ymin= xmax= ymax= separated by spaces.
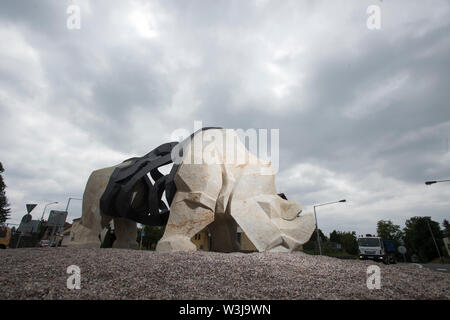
xmin=47 ymin=210 xmax=68 ymax=227
xmin=26 ymin=204 xmax=37 ymax=214
xmin=141 ymin=231 xmax=145 ymax=237
xmin=398 ymin=246 xmax=407 ymax=254
xmin=21 ymin=214 xmax=32 ymax=224
xmin=17 ymin=220 xmax=40 ymax=233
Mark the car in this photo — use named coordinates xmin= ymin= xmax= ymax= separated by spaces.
xmin=38 ymin=240 xmax=51 ymax=247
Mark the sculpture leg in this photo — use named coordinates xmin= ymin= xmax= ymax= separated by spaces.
xmin=156 ymin=163 xmax=222 ymax=252
xmin=68 ymin=165 xmax=120 ymax=248
xmin=112 ymin=217 xmax=138 ymax=249
xmin=69 ymin=220 xmax=104 ymax=248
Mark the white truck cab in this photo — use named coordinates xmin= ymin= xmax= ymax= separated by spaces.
xmin=358 ymin=234 xmax=396 ymax=264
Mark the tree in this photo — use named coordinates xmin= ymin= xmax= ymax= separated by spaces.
xmin=310 ymin=228 xmax=328 ymax=243
xmin=403 ymin=216 xmax=444 ymax=262
xmin=0 ymin=162 xmax=11 ymax=223
xmin=329 ymin=230 xmax=359 ymax=255
xmin=329 ymin=230 xmax=339 ymax=243
xmin=442 ymin=219 xmax=450 ymax=238
xmin=136 ymin=225 xmax=165 ymax=250
xmin=303 ymin=228 xmax=328 ymax=253
xmin=341 ymin=231 xmax=359 ymax=255
xmin=376 ymin=220 xmax=403 ymax=246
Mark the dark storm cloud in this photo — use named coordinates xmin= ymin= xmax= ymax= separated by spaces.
xmin=0 ymin=0 xmax=449 ymax=235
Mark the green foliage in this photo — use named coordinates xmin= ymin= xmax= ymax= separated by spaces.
xmin=376 ymin=220 xmax=403 ymax=247
xmin=443 ymin=219 xmax=450 ymax=238
xmin=342 ymin=232 xmax=358 ymax=255
xmin=303 ymin=248 xmax=356 ymax=258
xmin=403 ymin=216 xmax=444 ymax=263
xmin=0 ymin=162 xmax=11 ymax=223
xmin=136 ymin=225 xmax=165 ymax=250
xmin=328 ymin=230 xmax=359 ymax=255
xmin=304 ymin=229 xmax=358 ymax=256
xmin=303 ymin=228 xmax=328 ymax=252
xmin=312 ymin=228 xmax=328 ymax=242
xmin=329 ymin=230 xmax=339 ymax=243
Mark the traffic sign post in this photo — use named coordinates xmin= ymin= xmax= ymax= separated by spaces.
xmin=398 ymin=246 xmax=407 ymax=262
xmin=26 ymin=204 xmax=37 ymax=214
xmin=47 ymin=210 xmax=68 ymax=245
xmin=140 ymin=231 xmax=145 ymax=250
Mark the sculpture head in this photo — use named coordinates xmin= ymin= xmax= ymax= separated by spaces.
xmin=165 ymin=128 xmax=316 ymax=252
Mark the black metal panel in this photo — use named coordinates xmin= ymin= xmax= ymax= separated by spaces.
xmin=99 ymin=127 xmax=222 ymax=226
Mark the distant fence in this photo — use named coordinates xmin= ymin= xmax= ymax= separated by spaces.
xmin=303 ymin=241 xmax=343 ymax=252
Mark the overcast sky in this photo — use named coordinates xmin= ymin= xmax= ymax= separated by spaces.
xmin=1 ymin=0 xmax=449 ymax=236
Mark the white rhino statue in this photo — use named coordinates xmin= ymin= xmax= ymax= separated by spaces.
xmin=70 ymin=128 xmax=316 ymax=252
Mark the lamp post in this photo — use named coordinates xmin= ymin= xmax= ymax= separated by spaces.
xmin=38 ymin=201 xmax=58 ymax=237
xmin=425 ymin=179 xmax=450 ymax=185
xmin=424 ymin=181 xmax=446 ymax=262
xmin=313 ymin=199 xmax=346 ymax=256
xmin=65 ymin=197 xmax=82 ymax=212
xmin=426 ymin=218 xmax=442 ymax=262
xmin=40 ymin=202 xmax=59 ymax=222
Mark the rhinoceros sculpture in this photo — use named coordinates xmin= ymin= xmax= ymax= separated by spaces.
xmin=69 ymin=128 xmax=316 ymax=252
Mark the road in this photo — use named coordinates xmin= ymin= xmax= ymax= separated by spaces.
xmin=396 ymin=262 xmax=450 ymax=274
xmin=420 ymin=263 xmax=450 ymax=274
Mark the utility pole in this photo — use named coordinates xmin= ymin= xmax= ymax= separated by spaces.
xmin=313 ymin=199 xmax=347 ymax=256
xmin=424 ymin=181 xmax=448 ymax=262
xmin=426 ymin=218 xmax=442 ymax=262
xmin=38 ymin=202 xmax=58 ymax=237
xmin=313 ymin=206 xmax=321 ymax=255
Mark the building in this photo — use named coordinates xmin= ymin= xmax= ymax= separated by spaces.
xmin=190 ymin=227 xmax=257 ymax=252
xmin=41 ymin=221 xmax=72 ymax=241
xmin=191 ymin=229 xmax=211 ymax=251
xmin=191 ymin=226 xmax=303 ymax=252
xmin=236 ymin=226 xmax=257 ymax=252
xmin=59 ymin=224 xmax=74 ymax=246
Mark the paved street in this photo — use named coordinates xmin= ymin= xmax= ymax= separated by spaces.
xmin=420 ymin=263 xmax=450 ymax=274
xmin=397 ymin=262 xmax=450 ymax=274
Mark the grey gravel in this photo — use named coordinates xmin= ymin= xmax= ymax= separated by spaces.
xmin=0 ymin=248 xmax=448 ymax=300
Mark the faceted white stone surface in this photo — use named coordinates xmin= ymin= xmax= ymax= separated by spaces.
xmin=156 ymin=129 xmax=316 ymax=252
xmin=68 ymin=161 xmax=138 ymax=249
xmin=73 ymin=129 xmax=315 ymax=252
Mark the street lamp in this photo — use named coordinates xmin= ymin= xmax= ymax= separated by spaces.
xmin=314 ymin=199 xmax=346 ymax=256
xmin=425 ymin=179 xmax=450 ymax=185
xmin=426 ymin=218 xmax=442 ymax=262
xmin=424 ymin=181 xmax=447 ymax=261
xmin=37 ymin=201 xmax=59 ymax=234
xmin=65 ymin=197 xmax=82 ymax=212
xmin=40 ymin=202 xmax=59 ymax=222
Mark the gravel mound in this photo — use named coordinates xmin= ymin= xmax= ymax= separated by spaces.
xmin=0 ymin=248 xmax=448 ymax=300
